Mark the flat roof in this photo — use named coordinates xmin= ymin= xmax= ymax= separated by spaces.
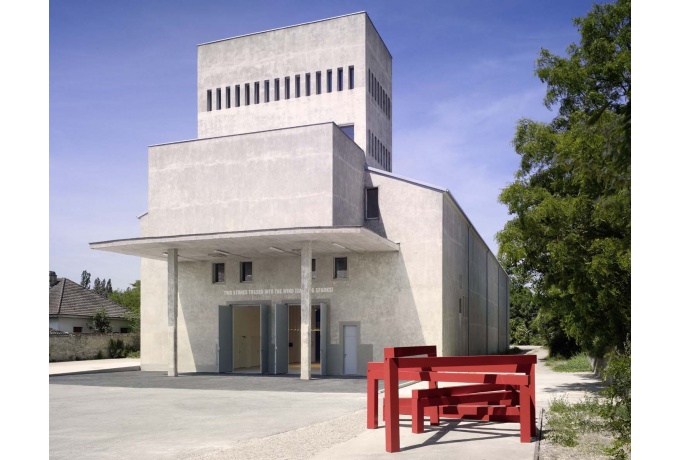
xmin=148 ymin=121 xmax=335 ymax=148
xmin=197 ymin=11 xmax=392 ymax=59
xmin=198 ymin=12 xmax=366 ymax=47
xmin=90 ymin=226 xmax=399 ymax=261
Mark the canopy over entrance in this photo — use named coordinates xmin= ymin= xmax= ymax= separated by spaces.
xmin=89 ymin=226 xmax=399 ymax=260
xmin=90 ymin=226 xmax=398 ymax=380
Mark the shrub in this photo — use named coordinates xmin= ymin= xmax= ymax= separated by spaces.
xmin=108 ymin=338 xmax=127 ymax=358
xmin=88 ymin=309 xmax=112 ymax=333
xmin=544 ymin=339 xmax=631 ymax=460
xmin=546 ymin=353 xmax=593 ymax=372
xmin=599 ymin=338 xmax=631 ymax=459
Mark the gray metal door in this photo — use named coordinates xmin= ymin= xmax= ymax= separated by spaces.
xmin=274 ymin=303 xmax=288 ymax=374
xmin=343 ymin=325 xmax=358 ymax=375
xmin=218 ymin=305 xmax=233 ymax=373
xmin=260 ymin=304 xmax=269 ymax=374
xmin=319 ymin=303 xmax=328 ymax=375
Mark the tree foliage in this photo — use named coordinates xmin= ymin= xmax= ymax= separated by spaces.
xmin=109 ymin=280 xmax=141 ymax=332
xmin=92 ymin=276 xmax=113 ymax=297
xmin=80 ymin=270 xmax=91 ymax=289
xmin=509 ymin=276 xmax=540 ymax=345
xmin=496 ymin=0 xmax=630 ymax=357
xmin=88 ymin=308 xmax=112 ymax=333
xmin=80 ymin=269 xmax=139 ymax=332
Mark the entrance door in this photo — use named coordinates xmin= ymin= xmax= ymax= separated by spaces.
xmin=274 ymin=303 xmax=288 ymax=374
xmin=319 ymin=303 xmax=328 ymax=375
xmin=314 ymin=308 xmax=321 ymax=362
xmin=343 ymin=325 xmax=358 ymax=375
xmin=260 ymin=304 xmax=269 ymax=374
xmin=218 ymin=305 xmax=233 ymax=373
xmin=232 ymin=306 xmax=261 ymax=372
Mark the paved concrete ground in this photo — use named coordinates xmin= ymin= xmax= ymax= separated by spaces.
xmin=50 ymin=358 xmax=140 ymax=376
xmin=49 ymin=347 xmax=603 ymax=459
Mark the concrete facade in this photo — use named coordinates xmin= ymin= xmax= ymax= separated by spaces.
xmin=196 ymin=13 xmax=391 ymax=172
xmin=91 ymin=12 xmax=509 ymax=377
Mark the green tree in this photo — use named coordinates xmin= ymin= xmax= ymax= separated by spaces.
xmin=80 ymin=270 xmax=91 ymax=289
xmin=109 ymin=280 xmax=141 ymax=332
xmin=496 ymin=0 xmax=630 ymax=358
xmin=508 ymin=275 xmax=540 ymax=345
xmin=92 ymin=277 xmax=113 ymax=297
xmin=88 ymin=308 xmax=112 ymax=333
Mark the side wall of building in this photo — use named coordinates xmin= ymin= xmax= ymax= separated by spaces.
xmin=487 ymin=251 xmax=500 ymax=353
xmin=364 ymin=172 xmax=444 ymax=359
xmin=364 ymin=17 xmax=392 ymax=171
xmin=442 ymin=195 xmax=510 ymax=356
xmin=442 ymin=196 xmax=470 ymax=356
xmin=332 ymin=126 xmax=366 ymax=226
xmin=499 ymin=264 xmax=509 ymax=350
xmin=468 ymin=230 xmax=489 ymax=355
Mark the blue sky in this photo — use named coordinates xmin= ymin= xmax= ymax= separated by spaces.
xmin=50 ymin=0 xmax=600 ymax=290
xmin=4 ymin=2 xmax=675 ymax=450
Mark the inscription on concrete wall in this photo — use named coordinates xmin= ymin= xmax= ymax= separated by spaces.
xmin=223 ymin=287 xmax=333 ymax=297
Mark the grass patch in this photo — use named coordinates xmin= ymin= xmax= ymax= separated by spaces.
xmin=543 ymin=341 xmax=631 ymax=460
xmin=544 ymin=394 xmax=629 ymax=459
xmin=546 ymin=352 xmax=592 ymax=372
xmin=545 ymin=395 xmax=604 ymax=447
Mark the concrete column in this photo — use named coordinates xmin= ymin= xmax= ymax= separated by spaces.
xmin=300 ymin=241 xmax=312 ymax=380
xmin=167 ymin=248 xmax=178 ymax=377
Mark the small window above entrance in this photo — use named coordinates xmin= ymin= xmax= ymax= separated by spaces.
xmin=240 ymin=261 xmax=253 ymax=282
xmin=212 ymin=263 xmax=225 ymax=283
xmin=334 ymin=257 xmax=348 ymax=279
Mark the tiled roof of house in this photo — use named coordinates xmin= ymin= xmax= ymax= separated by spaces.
xmin=49 ymin=278 xmax=131 ymax=319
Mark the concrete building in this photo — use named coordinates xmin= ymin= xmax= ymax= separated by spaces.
xmin=91 ymin=12 xmax=509 ymax=379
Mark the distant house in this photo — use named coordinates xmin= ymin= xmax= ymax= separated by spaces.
xmin=49 ymin=271 xmax=133 ymax=333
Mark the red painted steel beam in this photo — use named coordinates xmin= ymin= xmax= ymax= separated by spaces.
xmin=393 ymin=355 xmax=537 ymax=370
xmin=396 ymin=370 xmax=529 ymax=386
xmin=384 ymin=345 xmax=437 ymax=358
xmin=385 ymin=357 xmax=400 ymax=453
xmin=415 ymin=390 xmax=517 ymax=406
xmin=367 ymin=370 xmax=379 ymax=429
